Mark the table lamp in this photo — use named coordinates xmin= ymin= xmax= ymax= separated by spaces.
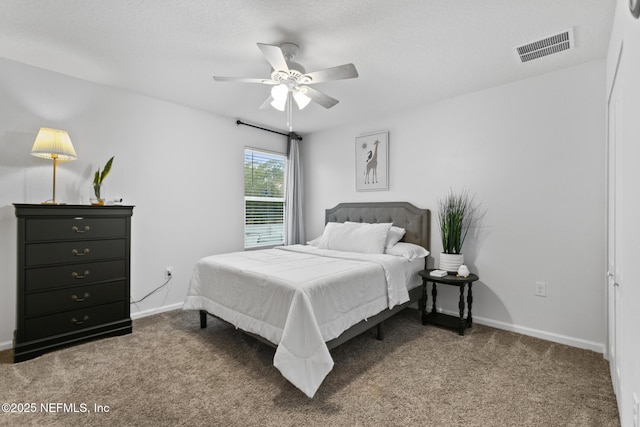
xmin=30 ymin=128 xmax=77 ymax=204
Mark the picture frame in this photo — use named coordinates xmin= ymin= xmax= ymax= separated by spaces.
xmin=355 ymin=131 xmax=389 ymax=191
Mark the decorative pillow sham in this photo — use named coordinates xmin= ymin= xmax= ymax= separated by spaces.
xmin=318 ymin=222 xmax=392 ymax=254
xmin=345 ymin=222 xmax=405 ymax=249
xmin=385 ymin=242 xmax=430 ymax=261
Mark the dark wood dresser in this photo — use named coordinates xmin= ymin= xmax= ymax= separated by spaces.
xmin=13 ymin=204 xmax=134 ymax=362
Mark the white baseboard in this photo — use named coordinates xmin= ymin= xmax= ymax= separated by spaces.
xmin=130 ymin=302 xmax=183 ymax=320
xmin=1 ymin=305 xmax=605 ymax=355
xmin=437 ymin=308 xmax=605 ymax=354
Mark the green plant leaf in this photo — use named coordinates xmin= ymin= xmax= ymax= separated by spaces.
xmin=437 ymin=188 xmax=481 ymax=254
xmin=93 ymin=170 xmax=100 ymax=186
xmin=99 ymin=156 xmax=114 ymax=184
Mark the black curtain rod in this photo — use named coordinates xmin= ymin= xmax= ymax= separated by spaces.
xmin=236 ymin=119 xmax=302 ymax=140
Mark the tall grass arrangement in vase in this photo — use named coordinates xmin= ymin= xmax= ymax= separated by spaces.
xmin=437 ymin=188 xmax=480 ymax=255
xmin=92 ymin=156 xmax=114 ymax=205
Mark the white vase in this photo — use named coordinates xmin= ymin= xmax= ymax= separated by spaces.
xmin=439 ymin=253 xmax=464 ymax=272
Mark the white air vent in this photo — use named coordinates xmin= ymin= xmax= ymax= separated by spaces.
xmin=516 ymin=28 xmax=574 ymax=63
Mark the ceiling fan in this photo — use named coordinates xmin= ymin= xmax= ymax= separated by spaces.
xmin=213 ymin=42 xmax=359 ymax=111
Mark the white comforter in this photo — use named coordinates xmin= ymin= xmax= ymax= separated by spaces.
xmin=183 ymin=244 xmax=418 ymax=397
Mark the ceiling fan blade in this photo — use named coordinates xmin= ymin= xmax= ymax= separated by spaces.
xmin=257 ymin=43 xmax=290 ymax=73
xmin=303 ymin=63 xmax=359 ymax=83
xmin=259 ymin=96 xmax=273 ymax=110
xmin=213 ymin=76 xmax=276 ymax=84
xmin=301 ymin=86 xmax=339 ymax=109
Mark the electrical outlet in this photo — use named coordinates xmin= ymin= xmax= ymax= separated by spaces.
xmin=165 ymin=267 xmax=173 ymax=279
xmin=534 ymin=281 xmax=546 ymax=297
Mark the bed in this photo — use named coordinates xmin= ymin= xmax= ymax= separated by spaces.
xmin=183 ymin=202 xmax=430 ymax=397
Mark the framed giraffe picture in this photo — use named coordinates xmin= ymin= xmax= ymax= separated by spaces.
xmin=355 ymin=130 xmax=389 ymax=191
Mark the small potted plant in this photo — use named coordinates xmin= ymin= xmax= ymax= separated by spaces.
xmin=437 ymin=188 xmax=481 ymax=272
xmin=91 ymin=156 xmax=114 ymax=206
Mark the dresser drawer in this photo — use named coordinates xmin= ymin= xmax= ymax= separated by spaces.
xmin=25 ymin=239 xmax=126 ymax=267
xmin=25 ymin=218 xmax=126 ymax=242
xmin=25 ymin=280 xmax=127 ymax=317
xmin=25 ymin=260 xmax=126 ymax=292
xmin=24 ymin=302 xmax=127 ymax=341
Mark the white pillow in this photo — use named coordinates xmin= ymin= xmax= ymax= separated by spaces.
xmin=306 ymin=236 xmax=322 ymax=246
xmin=385 ymin=226 xmax=406 ymax=248
xmin=318 ymin=222 xmax=392 ymax=254
xmin=385 ymin=242 xmax=430 ymax=261
xmin=345 ymin=222 xmax=405 ymax=249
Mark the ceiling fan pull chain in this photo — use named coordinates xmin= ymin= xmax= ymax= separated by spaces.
xmin=287 ymin=91 xmax=293 ymax=131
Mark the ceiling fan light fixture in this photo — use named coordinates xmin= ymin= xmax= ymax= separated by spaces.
xmin=293 ymin=90 xmax=311 ymax=110
xmin=270 ymin=98 xmax=287 ymax=112
xmin=270 ymin=84 xmax=288 ymax=111
xmin=213 ymin=42 xmax=359 ymax=112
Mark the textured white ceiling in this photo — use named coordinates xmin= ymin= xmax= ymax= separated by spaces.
xmin=0 ymin=0 xmax=614 ymax=134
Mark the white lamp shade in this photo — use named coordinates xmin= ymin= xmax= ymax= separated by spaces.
xmin=270 ymin=84 xmax=288 ymax=111
xmin=293 ymin=90 xmax=311 ymax=110
xmin=31 ymin=128 xmax=77 ymax=160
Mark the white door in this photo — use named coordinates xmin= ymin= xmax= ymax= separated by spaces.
xmin=606 ymin=46 xmax=622 ymax=401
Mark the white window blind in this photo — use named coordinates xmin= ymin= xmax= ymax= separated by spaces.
xmin=244 ymin=148 xmax=286 ymax=248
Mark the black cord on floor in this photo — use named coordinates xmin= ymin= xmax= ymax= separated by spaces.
xmin=130 ymin=276 xmax=171 ymax=304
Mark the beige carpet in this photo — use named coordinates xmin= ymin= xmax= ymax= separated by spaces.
xmin=0 ymin=309 xmax=619 ymax=426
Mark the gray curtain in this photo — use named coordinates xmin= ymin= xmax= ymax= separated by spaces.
xmin=285 ymin=133 xmax=304 ymax=245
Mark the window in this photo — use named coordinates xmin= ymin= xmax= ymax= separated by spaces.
xmin=244 ymin=148 xmax=286 ymax=249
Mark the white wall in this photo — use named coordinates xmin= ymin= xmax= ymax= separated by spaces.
xmin=606 ymin=1 xmax=640 ymax=425
xmin=302 ymin=60 xmax=606 ymax=351
xmin=0 ymin=57 xmax=286 ymax=349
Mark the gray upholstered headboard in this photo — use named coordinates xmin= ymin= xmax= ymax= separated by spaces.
xmin=325 ymin=202 xmax=430 ymax=251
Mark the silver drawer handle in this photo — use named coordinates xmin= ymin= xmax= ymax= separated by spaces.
xmin=71 ymin=225 xmax=90 ymax=233
xmin=71 ymin=270 xmax=90 ymax=279
xmin=71 ymin=293 xmax=90 ymax=302
xmin=72 ymin=248 xmax=90 ymax=256
xmin=70 ymin=315 xmax=89 ymax=325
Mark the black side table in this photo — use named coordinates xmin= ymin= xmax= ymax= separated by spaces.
xmin=419 ymin=269 xmax=479 ymax=336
